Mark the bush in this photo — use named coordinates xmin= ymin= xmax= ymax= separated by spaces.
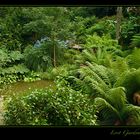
xmin=23 ymin=71 xmax=41 ymax=82
xmin=0 ymin=64 xmax=30 ymax=85
xmin=121 ymin=16 xmax=140 ymax=47
xmin=40 ymin=64 xmax=78 ymax=80
xmin=4 ymin=86 xmax=97 ymax=125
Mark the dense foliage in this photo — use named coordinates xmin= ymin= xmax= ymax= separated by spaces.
xmin=4 ymin=85 xmax=97 ymax=125
xmin=1 ymin=7 xmax=140 ymax=126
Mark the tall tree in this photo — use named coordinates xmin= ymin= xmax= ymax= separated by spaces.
xmin=116 ymin=7 xmax=123 ymax=42
xmin=23 ymin=7 xmax=73 ymax=70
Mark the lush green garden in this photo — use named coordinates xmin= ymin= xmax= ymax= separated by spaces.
xmin=0 ymin=7 xmax=140 ymax=125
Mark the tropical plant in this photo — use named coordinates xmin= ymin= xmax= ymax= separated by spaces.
xmin=120 ymin=15 xmax=140 ymax=47
xmin=85 ymin=33 xmax=120 ymax=49
xmin=110 ymin=56 xmax=129 ymax=79
xmin=115 ymin=68 xmax=140 ymax=104
xmin=130 ymin=34 xmax=140 ymax=48
xmin=63 ymin=60 xmax=140 ymax=125
xmin=0 ymin=64 xmax=30 ymax=85
xmin=126 ymin=48 xmax=140 ymax=69
xmin=24 ymin=38 xmax=66 ymax=72
xmin=0 ymin=48 xmax=9 ymax=67
xmin=24 ymin=45 xmax=53 ymax=72
xmin=86 ymin=16 xmax=116 ymax=38
xmin=94 ymin=89 xmax=140 ymax=125
xmin=0 ymin=48 xmax=23 ymax=68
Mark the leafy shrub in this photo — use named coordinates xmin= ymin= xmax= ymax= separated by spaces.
xmin=0 ymin=48 xmax=9 ymax=67
xmin=55 ymin=62 xmax=140 ymax=125
xmin=83 ymin=34 xmax=123 ymax=66
xmin=39 ymin=71 xmax=53 ymax=80
xmin=23 ymin=71 xmax=41 ymax=82
xmin=24 ymin=38 xmax=65 ymax=72
xmin=85 ymin=33 xmax=119 ymax=49
xmin=40 ymin=64 xmax=78 ymax=80
xmin=9 ymin=51 xmax=23 ymax=63
xmin=0 ymin=64 xmax=30 ymax=85
xmin=4 ymin=86 xmax=97 ymax=125
xmin=0 ymin=49 xmax=23 ymax=68
xmin=121 ymin=16 xmax=140 ymax=47
xmin=63 ymin=49 xmax=83 ymax=65
xmin=86 ymin=17 xmax=116 ymax=38
xmin=0 ymin=48 xmax=26 ymax=86
xmin=24 ymin=45 xmax=52 ymax=72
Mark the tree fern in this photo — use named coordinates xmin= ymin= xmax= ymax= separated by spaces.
xmin=63 ymin=50 xmax=140 ymax=125
xmin=87 ymin=61 xmax=113 ymax=87
xmin=74 ymin=61 xmax=119 ymax=98
xmin=126 ymin=48 xmax=140 ymax=69
xmin=83 ymin=76 xmax=106 ymax=97
xmin=107 ymin=87 xmax=127 ymax=111
xmin=83 ymin=33 xmax=122 ymax=66
xmin=79 ymin=66 xmax=108 ymax=95
xmin=94 ymin=87 xmax=140 ymax=125
xmin=130 ymin=34 xmax=140 ymax=48
xmin=115 ymin=68 xmax=140 ymax=104
xmin=79 ymin=66 xmax=107 ymax=87
xmin=110 ymin=57 xmax=130 ymax=81
xmin=94 ymin=97 xmax=121 ymax=125
xmin=82 ymin=49 xmax=97 ymax=63
xmin=121 ymin=104 xmax=140 ymax=125
xmin=75 ymin=61 xmax=140 ymax=125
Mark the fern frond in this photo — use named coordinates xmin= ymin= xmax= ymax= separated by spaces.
xmin=121 ymin=104 xmax=140 ymax=125
xmin=82 ymin=49 xmax=97 ymax=63
xmin=83 ymin=76 xmax=106 ymax=96
xmin=107 ymin=87 xmax=127 ymax=111
xmin=126 ymin=48 xmax=140 ymax=69
xmin=82 ymin=62 xmax=108 ymax=87
xmin=87 ymin=61 xmax=112 ymax=87
xmin=115 ymin=68 xmax=140 ymax=103
xmin=94 ymin=97 xmax=121 ymax=125
xmin=130 ymin=34 xmax=140 ymax=48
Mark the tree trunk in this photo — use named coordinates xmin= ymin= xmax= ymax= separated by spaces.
xmin=116 ymin=7 xmax=123 ymax=42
